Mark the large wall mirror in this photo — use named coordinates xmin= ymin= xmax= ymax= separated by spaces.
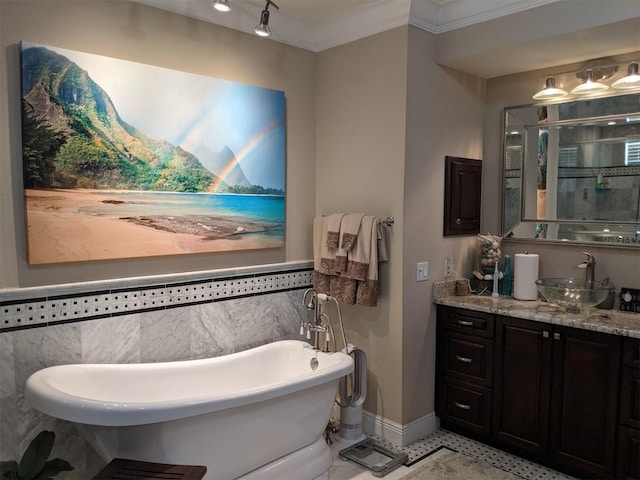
xmin=502 ymin=93 xmax=640 ymax=248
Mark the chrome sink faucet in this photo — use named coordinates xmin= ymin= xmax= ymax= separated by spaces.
xmin=578 ymin=252 xmax=595 ymax=289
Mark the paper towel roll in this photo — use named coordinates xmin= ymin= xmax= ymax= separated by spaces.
xmin=513 ymin=253 xmax=539 ymax=300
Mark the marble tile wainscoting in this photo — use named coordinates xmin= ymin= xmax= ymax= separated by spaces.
xmin=0 ymin=261 xmax=314 ymax=478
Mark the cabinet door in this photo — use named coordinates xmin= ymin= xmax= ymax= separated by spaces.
xmin=620 ymin=366 xmax=640 ymax=429
xmin=493 ymin=316 xmax=552 ymax=457
xmin=443 ymin=156 xmax=482 ymax=236
xmin=549 ymin=326 xmax=621 ymax=478
xmin=616 ymin=425 xmax=640 ymax=480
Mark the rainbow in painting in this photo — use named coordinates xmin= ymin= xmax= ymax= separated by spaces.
xmin=20 ymin=41 xmax=286 ymax=264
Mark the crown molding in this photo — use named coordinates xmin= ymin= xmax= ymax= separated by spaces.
xmin=134 ymin=0 xmax=566 ymax=52
xmin=312 ymin=0 xmax=412 ymax=52
xmin=411 ymin=0 xmax=560 ymax=34
xmin=133 ymin=0 xmax=639 ymax=78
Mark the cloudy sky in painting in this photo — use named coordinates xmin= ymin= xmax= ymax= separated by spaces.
xmin=24 ymin=42 xmax=286 ymax=190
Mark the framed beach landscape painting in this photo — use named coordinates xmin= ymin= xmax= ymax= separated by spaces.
xmin=20 ymin=41 xmax=286 ymax=264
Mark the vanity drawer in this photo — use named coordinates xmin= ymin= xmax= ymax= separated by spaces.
xmin=438 ymin=378 xmax=492 ymax=436
xmin=442 ymin=332 xmax=493 ymax=386
xmin=438 ymin=306 xmax=494 ymax=338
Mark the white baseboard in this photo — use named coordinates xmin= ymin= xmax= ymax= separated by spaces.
xmin=362 ymin=410 xmax=439 ymax=446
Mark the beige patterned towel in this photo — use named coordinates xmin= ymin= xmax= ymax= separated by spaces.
xmin=313 ymin=214 xmax=390 ymax=307
xmin=325 ymin=213 xmax=345 ymax=249
xmin=339 ymin=213 xmax=365 ymax=251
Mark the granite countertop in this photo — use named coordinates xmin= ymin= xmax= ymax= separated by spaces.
xmin=433 ymin=281 xmax=640 ymax=339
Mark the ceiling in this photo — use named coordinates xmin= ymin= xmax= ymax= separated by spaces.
xmin=134 ymin=0 xmax=640 ymax=78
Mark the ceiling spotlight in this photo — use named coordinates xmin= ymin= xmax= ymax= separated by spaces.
xmin=255 ymin=0 xmax=279 ymax=37
xmin=570 ymin=70 xmax=610 ymax=96
xmin=212 ymin=0 xmax=231 ymax=12
xmin=532 ymin=77 xmax=569 ymax=101
xmin=612 ymin=62 xmax=640 ymax=91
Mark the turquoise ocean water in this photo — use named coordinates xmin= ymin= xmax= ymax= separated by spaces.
xmin=79 ymin=190 xmax=285 ymax=238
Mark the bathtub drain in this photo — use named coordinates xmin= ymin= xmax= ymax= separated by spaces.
xmin=310 ymin=357 xmax=319 ymax=370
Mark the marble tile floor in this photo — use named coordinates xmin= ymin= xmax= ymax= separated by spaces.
xmin=327 ymin=429 xmax=575 ymax=480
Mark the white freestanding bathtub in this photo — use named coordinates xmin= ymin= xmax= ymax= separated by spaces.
xmin=25 ymin=340 xmax=353 ymax=480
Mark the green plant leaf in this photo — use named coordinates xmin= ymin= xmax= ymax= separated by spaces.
xmin=18 ymin=431 xmax=54 ymax=479
xmin=1 ymin=460 xmax=20 ymax=478
xmin=38 ymin=459 xmax=74 ymax=478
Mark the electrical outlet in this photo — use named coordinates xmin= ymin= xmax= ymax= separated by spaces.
xmin=444 ymin=256 xmax=454 ymax=277
xmin=416 ymin=262 xmax=429 ymax=282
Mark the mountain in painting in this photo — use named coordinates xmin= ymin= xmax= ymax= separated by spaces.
xmin=21 ymin=45 xmax=227 ymax=193
xmin=189 ymin=142 xmax=252 ymax=188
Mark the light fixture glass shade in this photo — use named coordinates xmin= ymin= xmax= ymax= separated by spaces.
xmin=212 ymin=0 xmax=231 ymax=12
xmin=571 ymin=70 xmax=609 ymax=95
xmin=612 ymin=63 xmax=640 ymax=91
xmin=255 ymin=9 xmax=271 ymax=36
xmin=532 ymin=77 xmax=569 ymax=101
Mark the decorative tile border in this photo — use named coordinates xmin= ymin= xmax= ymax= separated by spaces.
xmin=557 ymin=165 xmax=640 ymax=178
xmin=0 ymin=262 xmax=314 ymax=332
xmin=384 ymin=429 xmax=575 ymax=479
xmin=507 ymin=166 xmax=640 ymax=179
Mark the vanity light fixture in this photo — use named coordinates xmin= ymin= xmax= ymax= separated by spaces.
xmin=570 ymin=70 xmax=610 ymax=96
xmin=532 ymin=77 xmax=569 ymax=101
xmin=612 ymin=62 xmax=640 ymax=91
xmin=533 ymin=58 xmax=640 ymax=101
xmin=255 ymin=0 xmax=279 ymax=37
xmin=212 ymin=0 xmax=231 ymax=12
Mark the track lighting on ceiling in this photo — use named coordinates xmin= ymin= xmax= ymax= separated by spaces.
xmin=211 ymin=0 xmax=281 ymax=38
xmin=532 ymin=58 xmax=640 ymax=102
xmin=255 ymin=0 xmax=279 ymax=37
xmin=212 ymin=0 xmax=231 ymax=12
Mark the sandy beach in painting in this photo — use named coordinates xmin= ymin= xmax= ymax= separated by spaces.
xmin=25 ymin=189 xmax=284 ymax=264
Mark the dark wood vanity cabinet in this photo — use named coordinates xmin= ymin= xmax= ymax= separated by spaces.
xmin=494 ymin=316 xmax=621 ymax=478
xmin=436 ymin=306 xmax=494 ymax=439
xmin=617 ymin=337 xmax=640 ymax=480
xmin=437 ymin=306 xmax=627 ymax=479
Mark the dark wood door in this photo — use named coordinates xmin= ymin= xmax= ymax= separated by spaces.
xmin=549 ymin=326 xmax=621 ymax=478
xmin=618 ymin=338 xmax=640 ymax=479
xmin=616 ymin=426 xmax=640 ymax=480
xmin=443 ymin=156 xmax=482 ymax=236
xmin=493 ymin=316 xmax=552 ymax=458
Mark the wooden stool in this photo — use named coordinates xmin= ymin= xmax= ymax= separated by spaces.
xmin=94 ymin=458 xmax=207 ymax=480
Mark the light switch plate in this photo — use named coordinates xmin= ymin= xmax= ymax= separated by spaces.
xmin=416 ymin=262 xmax=428 ymax=282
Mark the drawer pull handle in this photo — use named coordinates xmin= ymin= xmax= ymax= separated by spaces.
xmin=455 ymin=355 xmax=473 ymax=363
xmin=457 ymin=320 xmax=474 ymax=326
xmin=454 ymin=401 xmax=471 ymax=410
